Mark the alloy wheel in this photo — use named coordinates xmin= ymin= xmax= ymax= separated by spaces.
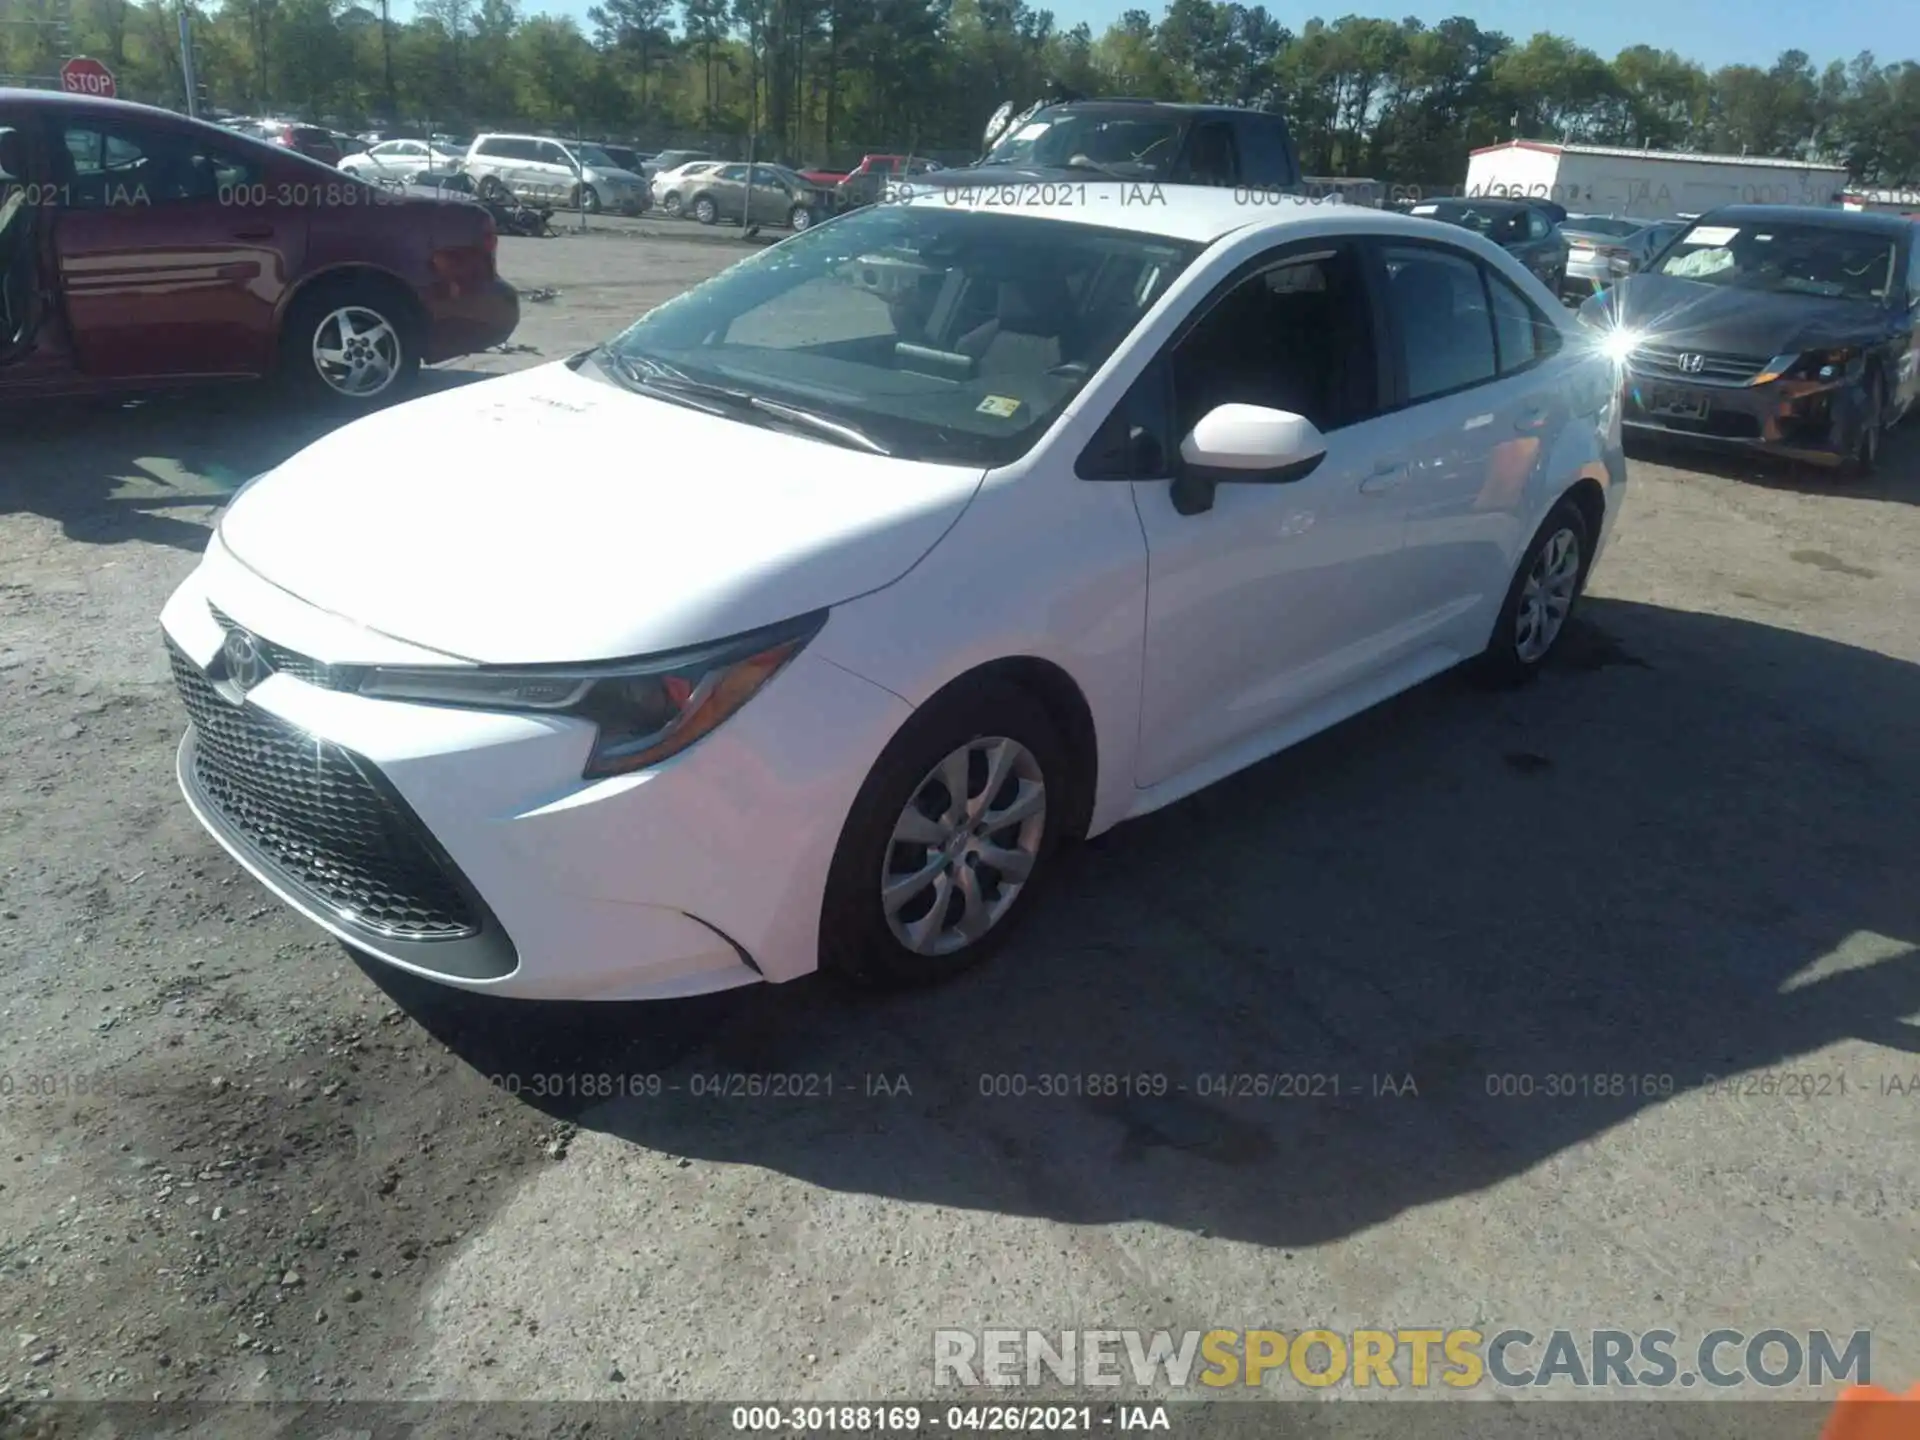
xmin=1514 ymin=526 xmax=1581 ymax=664
xmin=881 ymin=736 xmax=1047 ymax=957
xmin=311 ymin=306 xmax=401 ymax=399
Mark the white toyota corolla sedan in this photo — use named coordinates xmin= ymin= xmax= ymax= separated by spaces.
xmin=160 ymin=185 xmax=1627 ymax=1001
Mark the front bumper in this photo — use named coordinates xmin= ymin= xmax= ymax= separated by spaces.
xmin=421 ymin=275 xmax=520 ymax=365
xmin=1621 ymin=368 xmax=1869 ymax=466
xmin=158 ymin=538 xmax=914 ymax=1000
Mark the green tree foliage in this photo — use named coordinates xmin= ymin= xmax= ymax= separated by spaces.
xmin=3 ymin=0 xmax=1914 ymax=182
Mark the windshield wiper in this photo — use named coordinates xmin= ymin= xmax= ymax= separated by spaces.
xmin=599 ymin=349 xmax=891 ymax=456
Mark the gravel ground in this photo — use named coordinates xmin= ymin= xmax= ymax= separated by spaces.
xmin=1 ymin=227 xmax=1917 ymax=1426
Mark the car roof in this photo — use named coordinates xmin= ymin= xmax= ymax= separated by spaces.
xmin=1696 ymin=204 xmax=1913 ymax=238
xmin=907 ymin=183 xmax=1535 ymax=248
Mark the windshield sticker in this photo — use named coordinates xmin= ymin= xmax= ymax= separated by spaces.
xmin=1411 ymin=204 xmax=1439 ymax=214
xmin=977 ymin=395 xmax=1023 ymax=419
xmin=1685 ymin=225 xmax=1740 ymax=247
xmin=1009 ymin=122 xmax=1049 ymax=143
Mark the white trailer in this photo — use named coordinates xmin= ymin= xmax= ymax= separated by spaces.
xmin=1463 ymin=141 xmax=1850 ymax=220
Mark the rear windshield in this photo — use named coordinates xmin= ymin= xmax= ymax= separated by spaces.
xmin=1566 ymin=217 xmax=1642 ymax=238
xmin=290 ymin=129 xmax=334 ymax=145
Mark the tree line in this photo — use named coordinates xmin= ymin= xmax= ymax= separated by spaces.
xmin=2 ymin=0 xmax=1916 ymax=184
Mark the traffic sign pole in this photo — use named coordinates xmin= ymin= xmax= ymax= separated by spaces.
xmin=179 ymin=11 xmax=198 ymax=117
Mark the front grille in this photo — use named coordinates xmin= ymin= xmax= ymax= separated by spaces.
xmin=207 ymin=606 xmax=356 ymax=690
xmin=1627 ymin=345 xmax=1768 ymax=387
xmin=169 ymin=640 xmax=480 ymax=940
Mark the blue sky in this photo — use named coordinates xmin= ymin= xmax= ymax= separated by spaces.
xmin=459 ymin=0 xmax=1893 ymax=72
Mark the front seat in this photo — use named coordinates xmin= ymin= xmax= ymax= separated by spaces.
xmin=954 ymin=278 xmax=1067 ymax=378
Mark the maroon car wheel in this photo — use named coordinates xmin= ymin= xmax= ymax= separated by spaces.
xmin=281 ymin=282 xmax=421 ymax=409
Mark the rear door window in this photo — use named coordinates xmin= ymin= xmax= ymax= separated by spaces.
xmin=1381 ymin=244 xmax=1499 ymax=402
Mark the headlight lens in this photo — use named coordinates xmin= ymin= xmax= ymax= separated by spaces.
xmin=1785 ymin=347 xmax=1859 ymax=381
xmin=356 ymin=609 xmax=827 ymax=778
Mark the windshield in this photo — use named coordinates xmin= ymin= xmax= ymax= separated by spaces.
xmin=981 ymin=110 xmax=1184 ymax=175
xmin=575 ymin=144 xmax=620 ymax=171
xmin=1566 ymin=217 xmax=1643 ymax=239
xmin=602 ymin=203 xmax=1200 ymax=466
xmin=1653 ymin=221 xmax=1899 ymax=301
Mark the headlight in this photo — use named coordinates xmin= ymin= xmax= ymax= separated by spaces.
xmin=1774 ymin=347 xmax=1860 ymax=382
xmin=1599 ymin=327 xmax=1644 ymax=362
xmin=356 ymin=610 xmax=827 ymax=779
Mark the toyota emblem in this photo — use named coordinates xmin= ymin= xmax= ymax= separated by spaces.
xmin=1677 ymin=352 xmax=1706 ymax=374
xmin=220 ymin=628 xmax=271 ymax=695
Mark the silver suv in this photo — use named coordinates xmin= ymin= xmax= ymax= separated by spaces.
xmin=463 ymin=133 xmax=650 ymax=214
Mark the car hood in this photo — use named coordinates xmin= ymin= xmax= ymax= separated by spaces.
xmin=216 ymin=361 xmax=987 ymax=664
xmin=1607 ymin=272 xmax=1889 ymax=355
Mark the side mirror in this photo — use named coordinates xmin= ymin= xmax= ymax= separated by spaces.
xmin=1171 ymin=404 xmax=1327 ymax=515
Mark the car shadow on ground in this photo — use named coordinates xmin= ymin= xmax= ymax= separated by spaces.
xmin=364 ymin=595 xmax=1920 ymax=1251
xmin=0 ymin=370 xmax=496 ymax=552
xmin=1626 ymin=419 xmax=1920 ymax=505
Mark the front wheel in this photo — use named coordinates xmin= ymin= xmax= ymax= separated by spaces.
xmin=789 ymin=203 xmax=816 ymax=231
xmin=820 ymin=680 xmax=1066 ymax=989
xmin=1470 ymin=497 xmax=1591 ymax=687
xmin=476 ymin=174 xmax=508 ymax=202
xmin=1837 ymin=375 xmax=1884 ymax=480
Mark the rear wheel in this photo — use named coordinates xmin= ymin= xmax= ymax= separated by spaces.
xmin=575 ymin=184 xmax=601 ymax=214
xmin=692 ymin=194 xmax=718 ymax=225
xmin=279 ymin=280 xmax=419 ymax=410
xmin=661 ymin=193 xmax=683 ymax=216
xmin=1470 ymin=497 xmax=1591 ymax=688
xmin=476 ymin=174 xmax=508 ymax=202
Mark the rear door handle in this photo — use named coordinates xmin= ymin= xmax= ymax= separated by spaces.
xmin=1514 ymin=407 xmax=1550 ymax=433
xmin=1359 ymin=462 xmax=1407 ymax=494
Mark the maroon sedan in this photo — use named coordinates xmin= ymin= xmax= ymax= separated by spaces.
xmin=0 ymin=89 xmax=519 ymax=409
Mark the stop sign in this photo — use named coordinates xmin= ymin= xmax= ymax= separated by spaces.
xmin=60 ymin=57 xmax=117 ymax=99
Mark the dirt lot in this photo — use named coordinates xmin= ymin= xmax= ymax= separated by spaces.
xmin=1 ymin=225 xmax=1917 ymax=1424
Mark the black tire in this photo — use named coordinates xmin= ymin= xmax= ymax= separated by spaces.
xmin=789 ymin=203 xmax=815 ymax=231
xmin=476 ymin=174 xmax=508 ymax=202
xmin=278 ymin=279 xmax=420 ymax=410
xmin=576 ymin=184 xmax=601 ymax=214
xmin=661 ymin=193 xmax=683 ymax=216
xmin=691 ymin=194 xmax=718 ymax=225
xmin=820 ymin=678 xmax=1068 ymax=990
xmin=1470 ymin=496 xmax=1593 ymax=688
xmin=1837 ymin=374 xmax=1884 ymax=480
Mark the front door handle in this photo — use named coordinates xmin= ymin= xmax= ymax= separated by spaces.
xmin=1359 ymin=462 xmax=1407 ymax=494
